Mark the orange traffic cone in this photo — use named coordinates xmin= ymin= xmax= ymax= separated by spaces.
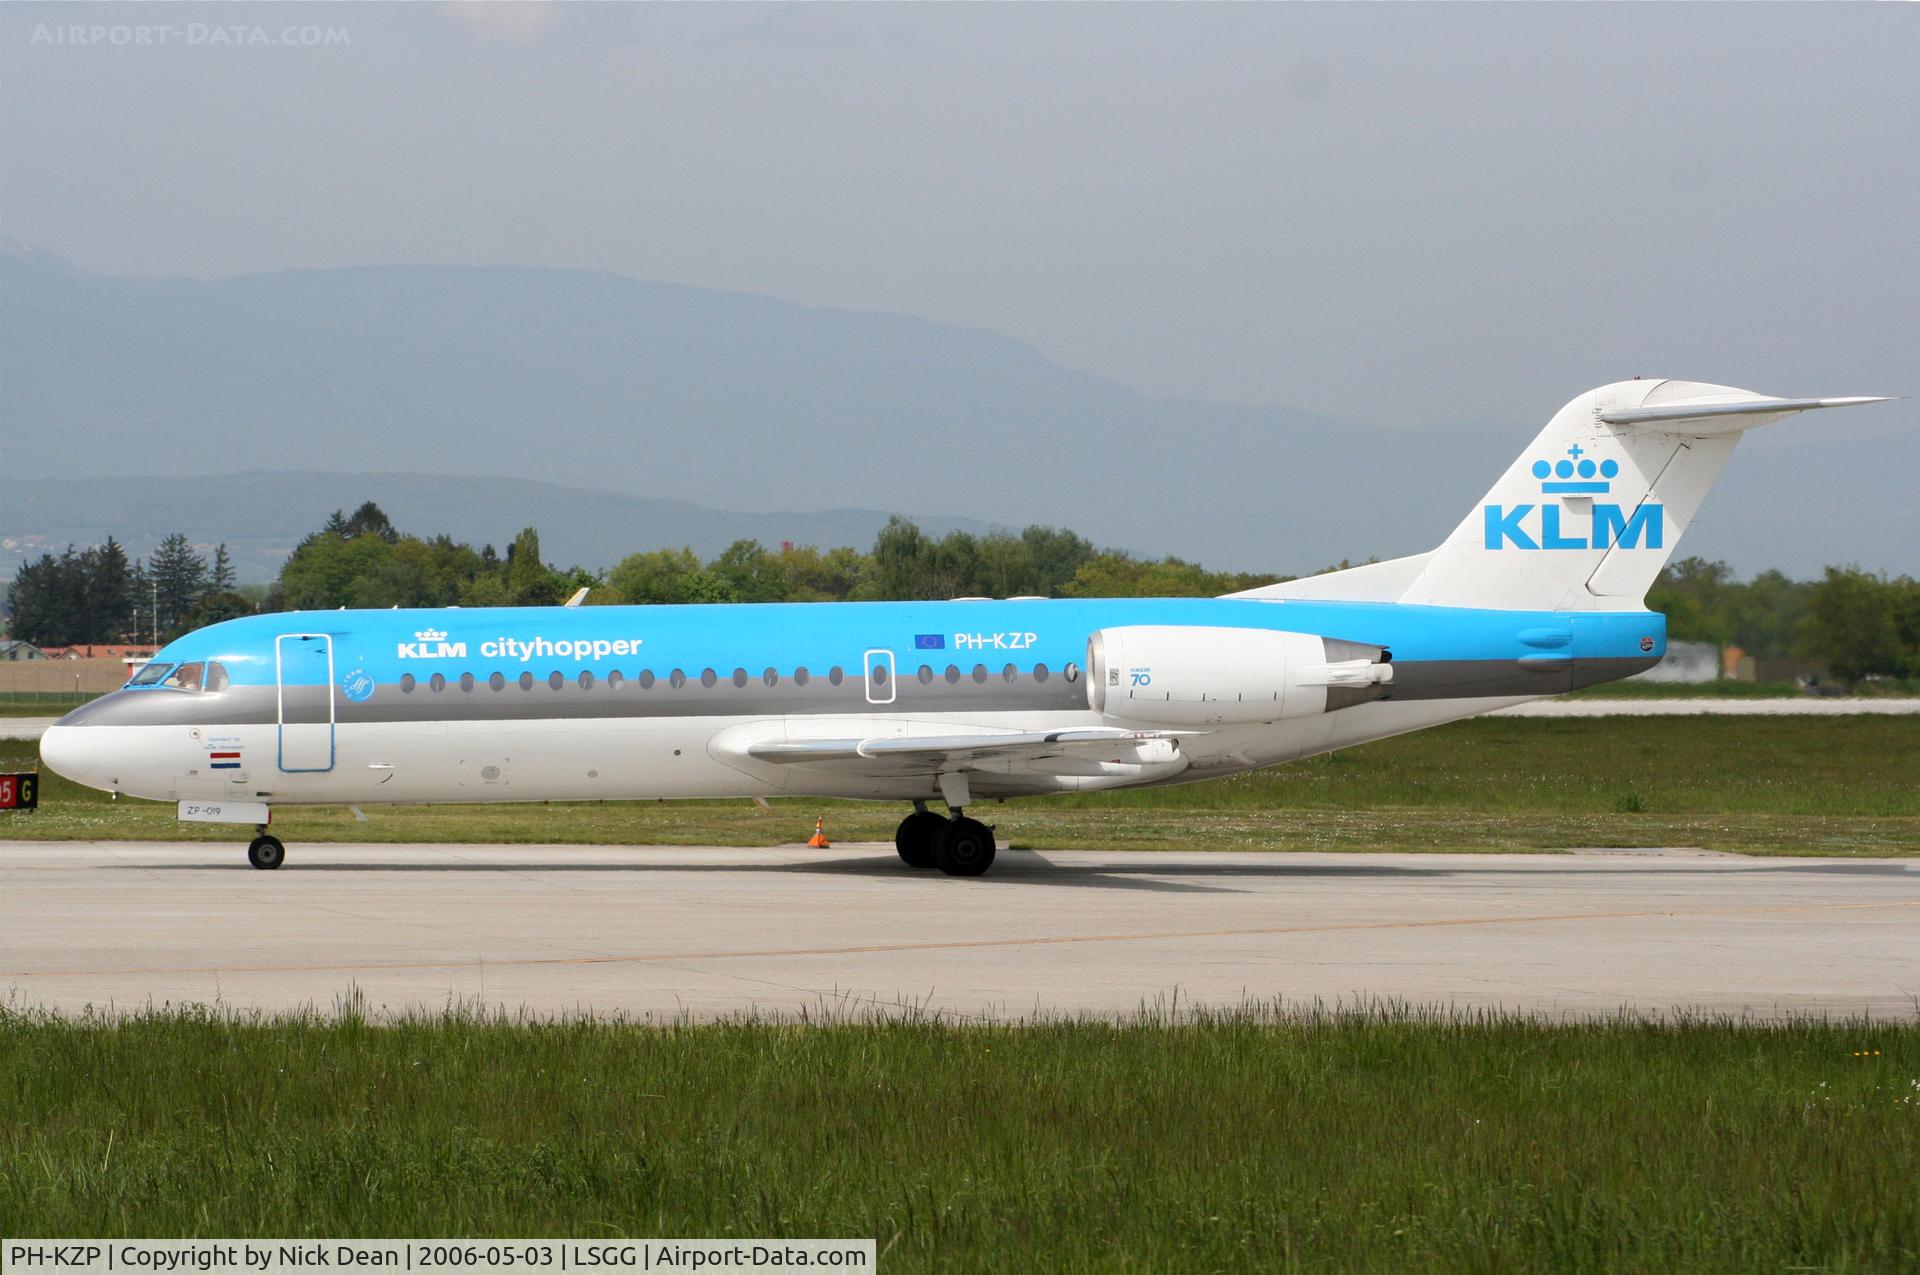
xmin=807 ymin=815 xmax=831 ymax=848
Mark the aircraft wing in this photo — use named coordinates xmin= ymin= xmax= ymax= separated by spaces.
xmin=745 ymin=727 xmax=1185 ymax=768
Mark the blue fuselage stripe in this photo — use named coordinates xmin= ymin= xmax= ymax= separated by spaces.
xmin=128 ymin=598 xmax=1666 ymax=692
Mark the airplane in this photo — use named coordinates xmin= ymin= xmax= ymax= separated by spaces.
xmin=38 ymin=380 xmax=1893 ymax=875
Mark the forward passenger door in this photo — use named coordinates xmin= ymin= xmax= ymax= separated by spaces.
xmin=276 ymin=633 xmax=336 ymax=772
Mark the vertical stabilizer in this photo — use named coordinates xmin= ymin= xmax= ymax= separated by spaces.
xmin=1396 ymin=380 xmax=1890 ymax=612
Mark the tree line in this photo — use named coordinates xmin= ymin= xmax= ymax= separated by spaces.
xmin=1648 ymin=557 xmax=1920 ymax=686
xmin=5 ymin=534 xmax=248 ymax=647
xmin=270 ymin=504 xmax=1285 ymax=611
xmin=7 ymin=503 xmax=1918 ymax=685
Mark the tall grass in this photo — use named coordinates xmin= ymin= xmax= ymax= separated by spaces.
xmin=3 ymin=1002 xmax=1916 ymax=1270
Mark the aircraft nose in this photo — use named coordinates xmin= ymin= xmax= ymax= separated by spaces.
xmin=39 ymin=724 xmax=100 ymax=788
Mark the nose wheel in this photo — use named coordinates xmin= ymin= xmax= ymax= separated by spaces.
xmin=247 ymin=832 xmax=285 ymax=870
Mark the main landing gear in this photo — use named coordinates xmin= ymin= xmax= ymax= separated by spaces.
xmin=894 ymin=798 xmax=996 ymax=877
xmin=894 ymin=808 xmax=946 ymax=869
xmin=247 ymin=826 xmax=286 ymax=870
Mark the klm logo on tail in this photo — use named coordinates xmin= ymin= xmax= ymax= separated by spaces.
xmin=1483 ymin=445 xmax=1663 ymax=551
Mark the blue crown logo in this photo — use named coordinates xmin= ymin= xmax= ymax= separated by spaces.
xmin=1531 ymin=444 xmax=1618 ymax=494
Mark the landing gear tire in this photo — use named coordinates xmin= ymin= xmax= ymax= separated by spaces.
xmin=247 ymin=834 xmax=285 ymax=871
xmin=934 ymin=816 xmax=996 ymax=877
xmin=895 ymin=811 xmax=946 ymax=868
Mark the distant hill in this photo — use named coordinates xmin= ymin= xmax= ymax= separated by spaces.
xmin=0 ymin=473 xmax=992 ymax=585
xmin=3 ymin=246 xmax=1911 ymax=578
xmin=0 ymin=247 xmax=1511 ymax=573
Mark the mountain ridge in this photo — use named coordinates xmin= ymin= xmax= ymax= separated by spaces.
xmin=0 ymin=246 xmax=1499 ymax=575
xmin=4 ymin=246 xmax=1911 ymax=578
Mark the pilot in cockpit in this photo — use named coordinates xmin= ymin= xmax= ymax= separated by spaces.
xmin=124 ymin=660 xmax=229 ymax=692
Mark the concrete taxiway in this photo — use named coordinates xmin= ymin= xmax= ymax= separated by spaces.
xmin=3 ymin=842 xmax=1916 ymax=1021
xmin=0 ymin=717 xmax=61 ymax=740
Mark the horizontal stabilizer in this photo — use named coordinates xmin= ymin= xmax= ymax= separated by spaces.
xmin=1597 ymin=395 xmax=1892 ymax=430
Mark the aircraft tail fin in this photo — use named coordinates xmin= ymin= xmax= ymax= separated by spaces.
xmin=1383 ymin=380 xmax=1890 ymax=611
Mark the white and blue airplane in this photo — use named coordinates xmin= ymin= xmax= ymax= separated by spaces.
xmin=40 ymin=380 xmax=1891 ymax=874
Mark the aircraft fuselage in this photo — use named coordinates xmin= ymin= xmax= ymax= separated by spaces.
xmin=41 ymin=596 xmax=1662 ymax=808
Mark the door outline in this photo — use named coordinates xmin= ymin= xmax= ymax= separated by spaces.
xmin=863 ymin=648 xmax=896 ymax=705
xmin=276 ymin=633 xmax=336 ymax=773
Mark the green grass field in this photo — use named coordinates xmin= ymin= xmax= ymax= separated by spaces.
xmin=2 ymin=1004 xmax=1914 ymax=1270
xmin=5 ymin=715 xmax=1916 ymax=854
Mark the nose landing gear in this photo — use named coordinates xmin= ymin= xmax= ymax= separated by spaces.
xmin=247 ymin=827 xmax=285 ymax=870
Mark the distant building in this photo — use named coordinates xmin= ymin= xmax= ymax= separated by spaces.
xmin=0 ymin=639 xmax=48 ymax=661
xmin=38 ymin=644 xmax=159 ymax=662
xmin=1629 ymin=640 xmax=1721 ymax=684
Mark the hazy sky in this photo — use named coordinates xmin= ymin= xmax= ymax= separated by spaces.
xmin=4 ymin=2 xmax=1916 ymax=431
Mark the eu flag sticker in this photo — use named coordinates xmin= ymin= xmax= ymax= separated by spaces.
xmin=914 ymin=633 xmax=946 ymax=650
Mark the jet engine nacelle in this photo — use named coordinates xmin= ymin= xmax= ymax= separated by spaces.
xmin=1085 ymin=625 xmax=1392 ymax=727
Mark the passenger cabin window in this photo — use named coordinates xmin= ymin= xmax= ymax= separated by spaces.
xmin=164 ymin=663 xmax=204 ymax=692
xmin=129 ymin=662 xmax=174 ymax=687
xmin=401 ymin=673 xmax=417 ymax=693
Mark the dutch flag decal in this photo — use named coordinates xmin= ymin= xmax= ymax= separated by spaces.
xmin=209 ymin=751 xmax=242 ymax=770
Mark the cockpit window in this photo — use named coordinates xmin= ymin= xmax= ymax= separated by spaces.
xmin=204 ymin=662 xmax=231 ymax=692
xmin=128 ymin=662 xmax=174 ymax=687
xmin=164 ymin=663 xmax=204 ymax=692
